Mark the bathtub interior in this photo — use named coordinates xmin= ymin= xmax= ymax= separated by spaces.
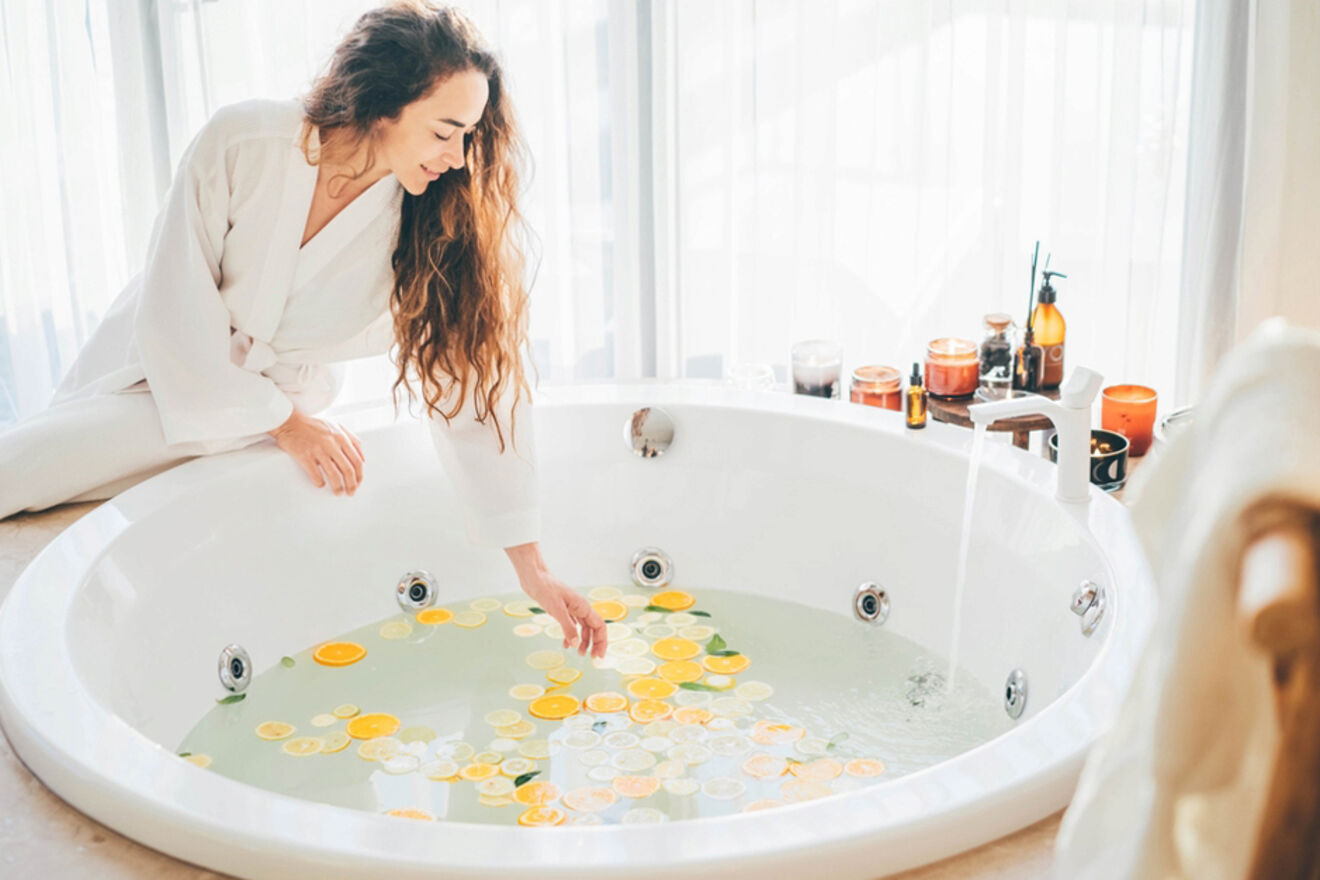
xmin=65 ymin=395 xmax=1114 ymax=760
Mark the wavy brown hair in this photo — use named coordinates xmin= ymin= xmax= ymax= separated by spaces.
xmin=298 ymin=1 xmax=532 ymax=452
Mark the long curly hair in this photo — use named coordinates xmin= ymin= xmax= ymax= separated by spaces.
xmin=297 ymin=1 xmax=532 ymax=452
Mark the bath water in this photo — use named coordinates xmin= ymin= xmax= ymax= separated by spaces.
xmin=177 ymin=586 xmax=1009 ymax=826
xmin=946 ymin=423 xmax=987 ymax=692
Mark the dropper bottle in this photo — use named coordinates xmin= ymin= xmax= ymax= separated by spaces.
xmin=905 ymin=362 xmax=927 ymax=429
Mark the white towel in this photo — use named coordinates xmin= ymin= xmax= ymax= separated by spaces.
xmin=1054 ymin=319 xmax=1320 ymax=879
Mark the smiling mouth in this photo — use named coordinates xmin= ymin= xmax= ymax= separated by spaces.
xmin=421 ymin=164 xmax=440 ymax=176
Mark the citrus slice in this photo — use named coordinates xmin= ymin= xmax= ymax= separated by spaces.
xmin=320 ymin=731 xmax=351 ymax=754
xmin=588 ymin=586 xmax=623 ymax=601
xmin=398 ymin=725 xmax=436 ymax=744
xmin=704 ymin=674 xmax=736 ymax=690
xmin=415 ymin=608 xmax=454 ymax=625
xmin=743 ymin=799 xmax=784 ymax=812
xmin=345 ymin=713 xmax=401 ymax=740
xmin=473 ymin=750 xmax=505 ymax=765
xmin=281 ymin=736 xmax=323 ymax=756
xmin=499 ymin=757 xmax=537 ymax=777
xmin=562 ymin=785 xmax=618 ymax=812
xmin=332 ymin=703 xmax=360 ymax=718
xmin=459 ymin=762 xmax=501 ymax=781
xmin=496 ymin=720 xmax=537 ymax=739
xmin=379 ymin=620 xmax=413 ymax=640
xmin=357 ymin=737 xmax=404 ymax=761
xmin=255 ymin=721 xmax=295 ymax=741
xmin=678 ymin=624 xmax=716 ymax=640
xmin=641 ymin=736 xmax=674 ymax=753
xmin=710 ymin=697 xmax=753 ymax=717
xmin=672 ymin=707 xmax=714 ymax=726
xmin=709 ymin=733 xmax=754 ymax=757
xmin=478 ymin=795 xmax=515 ymax=808
xmin=484 ymin=709 xmax=523 ymax=727
xmin=517 ymin=739 xmax=553 ymax=760
xmin=789 ymin=758 xmax=843 ymax=781
xmin=662 ymin=777 xmax=699 ymax=796
xmin=513 ymin=780 xmax=561 ymax=806
xmin=741 ymin=753 xmax=788 ymax=779
xmin=469 ymin=597 xmax=503 ymax=612
xmin=508 ymin=683 xmax=546 ymax=701
xmin=546 ymin=666 xmax=582 ymax=685
xmin=642 ymin=624 xmax=675 ymax=639
xmin=385 ymin=808 xmax=435 ymax=821
xmin=845 ymin=758 xmax=888 ymax=778
xmin=626 ymin=677 xmax=678 ymax=700
xmin=585 ymin=691 xmax=629 ymax=713
xmin=526 ymin=650 xmax=567 ymax=670
xmin=665 ymin=612 xmax=697 ymax=627
xmin=591 ymin=600 xmax=628 ymax=622
xmin=616 ymin=657 xmax=656 ymax=676
xmin=513 ymin=622 xmax=542 ymax=637
xmin=453 ymin=610 xmax=487 ymax=628
xmin=657 ymin=660 xmax=704 ymax=683
xmin=476 ymin=776 xmax=516 ymax=797
xmin=543 ymin=621 xmax=565 ymax=639
xmin=605 ymin=622 xmax=634 ymax=641
xmin=587 ymin=765 xmax=620 ymax=783
xmin=610 ymin=638 xmax=651 ymax=658
xmin=438 ymin=742 xmax=475 ymax=762
xmin=628 ymin=700 xmax=673 ymax=725
xmin=702 ymin=654 xmax=750 ymax=675
xmin=310 ymin=713 xmax=338 ymax=728
xmin=734 ymin=681 xmax=774 ymax=701
xmin=621 ymin=593 xmax=650 ymax=607
xmin=701 ymin=776 xmax=746 ymax=800
xmin=794 ymin=737 xmax=830 ymax=757
xmin=313 ymin=642 xmax=366 ymax=667
xmin=528 ymin=694 xmax=581 ymax=720
xmin=667 ymin=743 xmax=713 ymax=766
xmin=183 ymin=754 xmax=212 ymax=768
xmin=750 ymin=720 xmax=805 ymax=745
xmin=780 ymin=779 xmax=832 ymax=802
xmin=518 ymin=806 xmax=566 ymax=826
xmin=563 ymin=729 xmax=602 ymax=750
xmin=503 ymin=600 xmax=536 ymax=618
xmin=653 ymin=760 xmax=685 ymax=779
xmin=612 ymin=749 xmax=658 ymax=773
xmin=602 ymin=731 xmax=640 ymax=750
xmin=423 ymin=759 xmax=460 ymax=780
xmin=611 ymin=775 xmax=661 ymax=798
xmin=382 ymin=754 xmax=420 ymax=775
xmin=650 ymin=638 xmax=701 ymax=661
xmin=621 ymin=807 xmax=668 ymax=824
xmin=649 ymin=590 xmax=695 ymax=611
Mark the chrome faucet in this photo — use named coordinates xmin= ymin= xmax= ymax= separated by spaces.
xmin=967 ymin=367 xmax=1104 ymax=504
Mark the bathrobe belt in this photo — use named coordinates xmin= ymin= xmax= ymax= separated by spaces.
xmin=229 ymin=328 xmax=344 ymax=416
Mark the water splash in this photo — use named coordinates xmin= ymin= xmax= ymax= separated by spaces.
xmin=946 ymin=423 xmax=986 ymax=693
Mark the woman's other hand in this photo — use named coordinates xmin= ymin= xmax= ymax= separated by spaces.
xmin=506 ymin=543 xmax=607 ymax=659
xmin=267 ymin=409 xmax=365 ymax=495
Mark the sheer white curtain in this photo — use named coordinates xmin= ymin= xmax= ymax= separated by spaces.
xmin=659 ymin=0 xmax=1196 ymax=406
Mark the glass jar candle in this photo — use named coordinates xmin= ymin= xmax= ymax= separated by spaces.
xmin=849 ymin=365 xmax=902 ymax=411
xmin=1101 ymin=384 xmax=1158 ymax=456
xmin=791 ymin=340 xmax=843 ymax=399
xmin=924 ymin=337 xmax=979 ymax=399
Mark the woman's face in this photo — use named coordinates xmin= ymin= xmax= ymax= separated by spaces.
xmin=377 ymin=69 xmax=489 ymax=195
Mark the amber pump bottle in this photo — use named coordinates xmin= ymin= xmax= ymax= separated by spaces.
xmin=1030 ymin=268 xmax=1068 ymax=388
xmin=905 ymin=362 xmax=927 ymax=429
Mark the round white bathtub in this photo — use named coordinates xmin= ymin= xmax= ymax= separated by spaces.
xmin=0 ymin=383 xmax=1154 ymax=879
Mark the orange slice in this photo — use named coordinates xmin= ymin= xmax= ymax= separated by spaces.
xmin=626 ymin=677 xmax=678 ymax=700
xmin=656 ymin=660 xmax=704 ymax=683
xmin=590 ymin=600 xmax=628 ymax=622
xmin=627 ymin=700 xmax=673 ymax=725
xmin=741 ymin=753 xmax=789 ymax=779
xmin=385 ymin=808 xmax=436 ymax=821
xmin=789 ymin=758 xmax=843 ymax=781
xmin=527 ymin=694 xmax=581 ymax=720
xmin=611 ymin=775 xmax=661 ymax=798
xmin=702 ymin=654 xmax=750 ymax=675
xmin=845 ymin=758 xmax=888 ymax=778
xmin=672 ymin=707 xmax=714 ymax=726
xmin=562 ymin=786 xmax=619 ymax=813
xmin=459 ymin=762 xmax=501 ymax=781
xmin=743 ymin=799 xmax=784 ymax=813
xmin=313 ymin=642 xmax=366 ymax=667
xmin=750 ymin=720 xmax=805 ymax=745
xmin=584 ymin=691 xmax=629 ymax=713
xmin=648 ymin=590 xmax=695 ymax=611
xmin=651 ymin=637 xmax=701 ymax=661
xmin=345 ymin=713 xmax=401 ymax=740
xmin=415 ymin=608 xmax=453 ymax=625
xmin=513 ymin=780 xmax=561 ymax=806
xmin=517 ymin=806 xmax=567 ymax=826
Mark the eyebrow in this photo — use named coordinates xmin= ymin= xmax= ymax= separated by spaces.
xmin=437 ymin=117 xmax=478 ymax=128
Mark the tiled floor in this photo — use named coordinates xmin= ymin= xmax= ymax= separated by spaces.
xmin=0 ymin=501 xmax=1061 ymax=879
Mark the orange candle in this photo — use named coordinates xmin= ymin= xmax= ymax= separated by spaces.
xmin=849 ymin=365 xmax=903 ymax=411
xmin=1101 ymin=384 xmax=1158 ymax=456
xmin=924 ymin=338 xmax=979 ymax=399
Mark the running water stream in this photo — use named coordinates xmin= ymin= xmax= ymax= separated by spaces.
xmin=946 ymin=424 xmax=987 ymax=693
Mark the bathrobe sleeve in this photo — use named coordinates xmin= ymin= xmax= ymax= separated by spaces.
xmin=134 ymin=116 xmax=294 ymax=446
xmin=427 ymin=381 xmax=541 ymax=549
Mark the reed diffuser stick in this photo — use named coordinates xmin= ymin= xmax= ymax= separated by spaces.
xmin=1025 ymin=240 xmax=1040 ymax=332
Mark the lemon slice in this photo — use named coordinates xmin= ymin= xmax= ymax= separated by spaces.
xmin=469 ymin=597 xmax=503 ymax=612
xmin=678 ymin=624 xmax=716 ymax=641
xmin=653 ymin=759 xmax=685 ymax=779
xmin=674 ymin=690 xmax=712 ymax=707
xmin=528 ymin=694 xmax=580 ymax=720
xmin=626 ymin=677 xmax=678 ymax=700
xmin=255 ymin=721 xmax=295 ymax=741
xmin=415 ymin=608 xmax=454 ymax=625
xmin=672 ymin=707 xmax=714 ymax=726
xmin=701 ymin=776 xmax=746 ymax=800
xmin=503 ymin=600 xmax=536 ymax=617
xmin=513 ymin=622 xmax=542 ymax=637
xmin=621 ymin=807 xmax=668 ymax=824
xmin=651 ymin=638 xmax=701 ymax=661
xmin=586 ymin=766 xmax=618 ymax=783
xmin=496 ymin=719 xmax=537 ymax=739
xmin=665 ymin=612 xmax=697 ymax=627
xmin=662 ymin=777 xmax=699 ymax=796
xmin=621 ymin=593 xmax=650 ymax=607
xmin=590 ymin=600 xmax=628 ymax=622
xmin=612 ymin=657 xmax=652 ymax=677
xmin=611 ymin=775 xmax=661 ymax=799
xmin=789 ymin=758 xmax=843 ymax=781
xmin=499 ymin=757 xmax=537 ymax=777
xmin=423 ymin=758 xmax=460 ymax=780
xmin=473 ymin=750 xmax=504 ymax=765
xmin=382 ymin=754 xmax=420 ymax=775
xmin=608 ymin=638 xmax=649 ymax=658
xmin=398 ymin=725 xmax=436 ymax=744
xmin=743 ymin=799 xmax=784 ymax=812
xmin=332 ymin=703 xmax=360 ymax=718
xmin=183 ymin=754 xmax=212 ymax=768
xmin=477 ymin=776 xmax=516 ymax=797
xmin=638 ymin=612 xmax=663 ymax=625
xmin=346 ymin=713 xmax=401 ymax=739
xmin=578 ymin=748 xmax=610 ymax=767
xmin=710 ymin=697 xmax=752 ymax=718
xmin=320 ymin=731 xmax=351 ymax=754
xmin=385 ymin=807 xmax=436 ymax=821
xmin=741 ymin=753 xmax=789 ymax=779
xmin=526 ymin=650 xmax=567 ymax=670
xmin=453 ymin=611 xmax=487 ymax=628
xmin=708 ymin=733 xmax=753 ymax=757
xmin=478 ymin=795 xmax=515 ymax=808
xmin=600 ymin=730 xmax=638 ymax=749
xmin=513 ymin=780 xmax=561 ymax=806
xmin=588 ymin=586 xmax=623 ymax=601
xmin=508 ymin=683 xmax=546 ymax=701
xmin=459 ymin=762 xmax=501 ymax=781
xmin=562 ymin=729 xmax=602 ymax=749
xmin=734 ymin=681 xmax=774 ymax=701
xmin=562 ymin=785 xmax=618 ymax=812
xmin=281 ymin=736 xmax=323 ymax=756
xmin=628 ymin=700 xmax=673 ymax=725
xmin=845 ymin=758 xmax=888 ymax=778
xmin=704 ymin=674 xmax=736 ymax=690
xmin=517 ymin=739 xmax=553 ymax=760
xmin=488 ymin=737 xmax=518 ymax=753
xmin=668 ymin=723 xmax=705 ymax=742
xmin=517 ymin=806 xmax=566 ymax=826
xmin=794 ymin=736 xmax=830 ymax=757
xmin=310 ymin=713 xmax=338 ymax=728
xmin=584 ymin=691 xmax=629 ymax=714
xmin=484 ymin=709 xmax=523 ymax=727
xmin=546 ymin=666 xmax=582 ymax=685
xmin=605 ymin=622 xmax=634 ymax=641
xmin=668 ymin=743 xmax=713 ymax=766
xmin=313 ymin=642 xmax=366 ymax=667
xmin=379 ymin=620 xmax=413 ymax=640
xmin=649 ymin=590 xmax=695 ymax=611
xmin=437 ymin=741 xmax=475 ymax=762
xmin=611 ymin=749 xmax=658 ymax=772
xmin=642 ymin=624 xmax=676 ymax=639
xmin=781 ymin=779 xmax=832 ymax=803
xmin=657 ymin=660 xmax=704 ymax=683
xmin=357 ymin=737 xmax=404 ymax=761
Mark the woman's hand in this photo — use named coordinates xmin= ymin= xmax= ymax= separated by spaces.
xmin=506 ymin=543 xmax=607 ymax=659
xmin=267 ymin=409 xmax=365 ymax=495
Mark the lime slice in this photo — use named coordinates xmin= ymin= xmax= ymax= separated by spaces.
xmin=320 ymin=731 xmax=351 ymax=754
xmin=453 ymin=611 xmax=487 ymax=628
xmin=332 ymin=704 xmax=360 ymax=719
xmin=469 ymin=597 xmax=503 ymax=613
xmin=587 ymin=586 xmax=623 ymax=601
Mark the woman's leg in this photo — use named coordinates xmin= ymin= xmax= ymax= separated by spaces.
xmin=0 ymin=390 xmax=244 ymax=520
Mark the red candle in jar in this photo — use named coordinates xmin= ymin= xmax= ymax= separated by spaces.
xmin=1101 ymin=384 xmax=1158 ymax=456
xmin=924 ymin=338 xmax=979 ymax=399
xmin=849 ymin=365 xmax=903 ymax=411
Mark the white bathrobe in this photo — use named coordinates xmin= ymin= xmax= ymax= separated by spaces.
xmin=50 ymin=98 xmax=539 ymax=548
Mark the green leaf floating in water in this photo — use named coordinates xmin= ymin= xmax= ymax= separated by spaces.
xmin=529 ymin=606 xmax=546 ymax=615
xmin=216 ymin=693 xmax=246 ymax=705
xmin=678 ymin=682 xmax=722 ymax=692
xmin=280 ymin=656 xmax=295 ymax=668
xmin=177 ymin=752 xmax=192 ymax=758
xmin=785 ymin=756 xmax=802 ymax=765
xmin=514 ymin=771 xmax=541 ymax=787
xmin=643 ymin=604 xmax=669 ymax=613
xmin=688 ymin=610 xmax=712 ymax=617
xmin=826 ymin=731 xmax=851 ymax=752
xmin=592 ymin=720 xmax=608 ymax=733
xmin=708 ymin=649 xmax=741 ymax=657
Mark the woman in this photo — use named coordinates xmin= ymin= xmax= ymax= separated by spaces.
xmin=0 ymin=1 xmax=607 ymax=658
